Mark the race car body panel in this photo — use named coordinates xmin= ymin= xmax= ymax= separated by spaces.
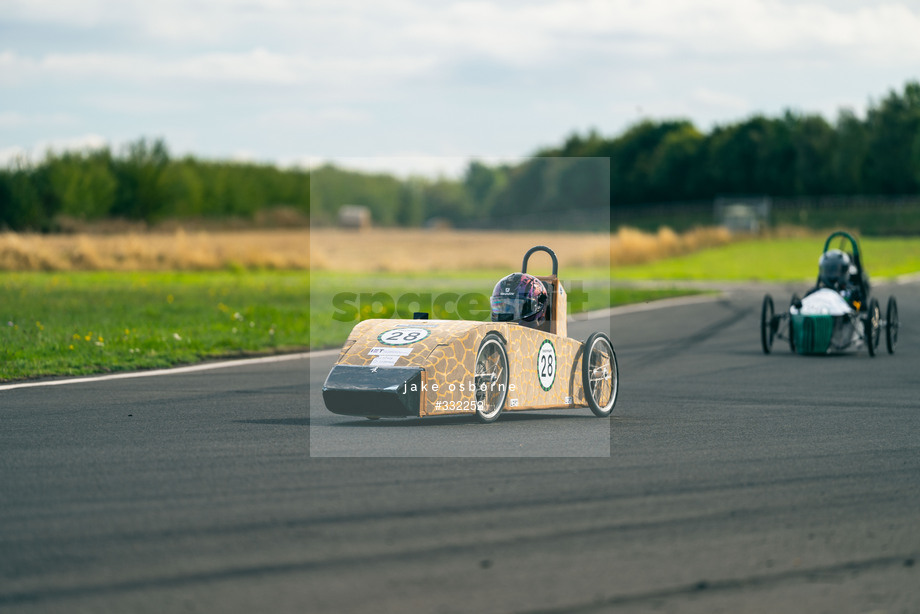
xmin=323 ymin=318 xmax=587 ymax=417
xmin=793 ymin=288 xmax=854 ymax=317
xmin=790 ymin=289 xmax=860 ymax=354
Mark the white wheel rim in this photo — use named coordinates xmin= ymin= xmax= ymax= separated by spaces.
xmin=475 ymin=339 xmax=507 ymax=419
xmin=588 ymin=337 xmax=616 ymax=412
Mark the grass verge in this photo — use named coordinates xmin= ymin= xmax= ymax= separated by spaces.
xmin=10 ymin=233 xmax=912 ymax=382
xmin=612 ymin=236 xmax=920 ymax=281
xmin=308 ymin=269 xmax=696 ymax=349
xmin=1 ymin=270 xmax=695 ymax=382
xmin=0 ymin=271 xmax=309 ymax=381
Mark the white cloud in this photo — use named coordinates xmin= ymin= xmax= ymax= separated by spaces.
xmin=0 ymin=146 xmax=29 ymax=168
xmin=387 ymin=0 xmax=920 ymax=68
xmin=3 ymin=0 xmax=126 ymax=26
xmin=6 ymin=1 xmax=919 ymax=81
xmin=0 ymin=111 xmax=75 ymax=128
xmin=0 ymin=134 xmax=110 ymax=167
xmin=83 ymin=95 xmax=197 ymax=115
xmin=690 ymin=88 xmax=751 ymax=115
xmin=2 ymin=0 xmax=920 ymax=175
xmin=259 ymin=108 xmax=371 ymax=128
xmin=298 ymin=155 xmax=478 ymax=179
xmin=174 ymin=48 xmax=301 ymax=84
xmin=0 ymin=48 xmax=437 ymax=90
xmin=8 ymin=1 xmax=920 ymax=63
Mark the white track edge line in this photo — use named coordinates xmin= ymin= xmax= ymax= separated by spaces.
xmin=569 ymin=292 xmax=723 ymax=320
xmin=1 ymin=294 xmax=721 ymax=392
xmin=0 ymin=351 xmax=323 ymax=392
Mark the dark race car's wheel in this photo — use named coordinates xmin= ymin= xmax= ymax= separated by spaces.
xmin=474 ymin=333 xmax=509 ymax=423
xmin=789 ymin=294 xmax=799 ymax=353
xmin=582 ymin=332 xmax=619 ymax=417
xmin=886 ymin=296 xmax=899 ymax=354
xmin=760 ymin=294 xmax=775 ymax=354
xmin=865 ymin=297 xmax=881 ymax=357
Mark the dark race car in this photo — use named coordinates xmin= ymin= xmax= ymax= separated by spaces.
xmin=760 ymin=231 xmax=898 ymax=357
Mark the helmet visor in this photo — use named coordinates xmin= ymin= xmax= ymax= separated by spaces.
xmin=491 ymin=296 xmax=540 ymax=322
xmin=820 ymin=259 xmax=846 ymax=286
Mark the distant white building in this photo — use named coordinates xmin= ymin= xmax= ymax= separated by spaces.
xmin=338 ymin=205 xmax=371 ymax=229
xmin=714 ymin=197 xmax=770 ymax=233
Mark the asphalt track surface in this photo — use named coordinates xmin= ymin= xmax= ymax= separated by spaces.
xmin=1 ymin=281 xmax=918 ymax=613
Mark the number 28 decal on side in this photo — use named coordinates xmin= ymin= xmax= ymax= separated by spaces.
xmin=537 ymin=339 xmax=556 ymax=390
xmin=377 ymin=327 xmax=431 ymax=346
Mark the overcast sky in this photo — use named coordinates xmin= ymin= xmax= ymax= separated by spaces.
xmin=2 ymin=0 xmax=919 ymax=177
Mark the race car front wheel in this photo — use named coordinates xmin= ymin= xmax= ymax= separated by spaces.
xmin=886 ymin=296 xmax=899 ymax=354
xmin=760 ymin=294 xmax=775 ymax=354
xmin=474 ymin=333 xmax=509 ymax=423
xmin=789 ymin=294 xmax=799 ymax=354
xmin=583 ymin=332 xmax=618 ymax=417
xmin=865 ymin=298 xmax=881 ymax=357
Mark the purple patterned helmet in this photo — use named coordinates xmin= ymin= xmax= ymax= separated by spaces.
xmin=490 ymin=273 xmax=548 ymax=326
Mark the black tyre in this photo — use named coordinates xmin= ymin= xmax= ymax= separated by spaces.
xmin=474 ymin=333 xmax=509 ymax=423
xmin=760 ymin=294 xmax=775 ymax=354
xmin=582 ymin=332 xmax=619 ymax=417
xmin=865 ymin=297 xmax=880 ymax=357
xmin=886 ymin=296 xmax=899 ymax=354
xmin=789 ymin=294 xmax=799 ymax=353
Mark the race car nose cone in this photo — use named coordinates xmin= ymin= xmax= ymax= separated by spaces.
xmin=322 ymin=365 xmax=425 ymax=417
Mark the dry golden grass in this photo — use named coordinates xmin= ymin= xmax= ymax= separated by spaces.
xmin=609 ymin=226 xmax=733 ymax=266
xmin=0 ymin=226 xmax=736 ymax=272
xmin=0 ymin=229 xmax=310 ymax=271
xmin=310 ymin=228 xmax=616 ymax=272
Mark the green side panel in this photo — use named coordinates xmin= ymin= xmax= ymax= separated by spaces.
xmin=791 ymin=314 xmax=834 ymax=354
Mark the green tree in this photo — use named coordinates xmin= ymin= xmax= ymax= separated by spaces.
xmin=863 ymin=82 xmax=920 ymax=193
xmin=789 ymin=113 xmax=835 ymax=195
xmin=46 ymin=149 xmax=117 ymax=220
xmin=157 ymin=157 xmax=205 ymax=217
xmin=831 ymin=109 xmax=868 ymax=193
xmin=421 ymin=178 xmax=472 ymax=224
xmin=0 ymin=165 xmax=47 ymax=230
xmin=646 ymin=122 xmax=705 ymax=200
xmin=111 ymin=138 xmax=170 ymax=222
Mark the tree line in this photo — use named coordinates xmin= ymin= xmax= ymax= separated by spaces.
xmin=2 ymin=81 xmax=918 ymax=232
xmin=0 ymin=140 xmax=312 ymax=231
xmin=539 ymin=80 xmax=920 ymax=206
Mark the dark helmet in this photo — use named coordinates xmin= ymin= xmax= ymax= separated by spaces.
xmin=490 ymin=273 xmax=548 ymax=326
xmin=818 ymin=249 xmax=852 ymax=289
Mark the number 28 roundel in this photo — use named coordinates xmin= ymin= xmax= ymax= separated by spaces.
xmin=537 ymin=339 xmax=556 ymax=390
xmin=377 ymin=327 xmax=431 ymax=345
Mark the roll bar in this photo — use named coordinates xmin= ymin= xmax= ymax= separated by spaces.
xmin=521 ymin=245 xmax=558 ymax=276
xmin=820 ymin=230 xmax=869 ymax=303
xmin=822 ymin=231 xmax=862 ymax=270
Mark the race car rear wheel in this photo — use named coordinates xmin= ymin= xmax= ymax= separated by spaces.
xmin=760 ymin=294 xmax=775 ymax=354
xmin=583 ymin=332 xmax=618 ymax=417
xmin=788 ymin=294 xmax=799 ymax=353
xmin=865 ymin=297 xmax=881 ymax=357
xmin=474 ymin=333 xmax=509 ymax=423
xmin=885 ymin=296 xmax=899 ymax=354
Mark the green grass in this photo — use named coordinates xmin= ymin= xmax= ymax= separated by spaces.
xmin=0 ymin=271 xmax=310 ymax=381
xmin=1 ymin=269 xmax=694 ymax=381
xmin=613 ymin=236 xmax=920 ymax=281
xmin=7 ymin=234 xmax=914 ymax=381
xmin=308 ymin=269 xmax=696 ymax=349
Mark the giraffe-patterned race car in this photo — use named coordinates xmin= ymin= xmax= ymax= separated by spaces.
xmin=322 ymin=246 xmax=619 ymax=423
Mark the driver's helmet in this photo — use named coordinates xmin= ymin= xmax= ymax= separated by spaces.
xmin=490 ymin=273 xmax=548 ymax=326
xmin=818 ymin=249 xmax=853 ymax=289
